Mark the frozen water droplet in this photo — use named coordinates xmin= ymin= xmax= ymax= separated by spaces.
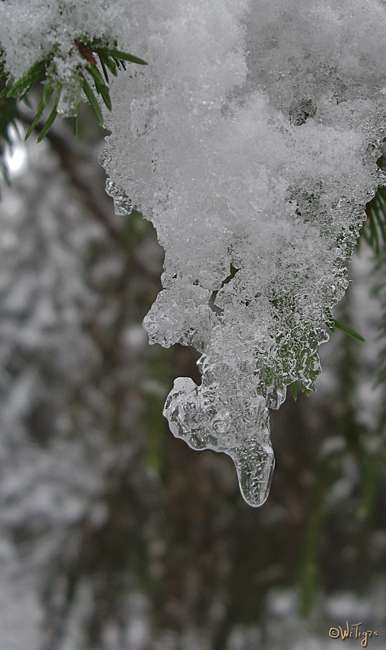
xmin=57 ymin=79 xmax=82 ymax=118
xmin=231 ymin=441 xmax=275 ymax=507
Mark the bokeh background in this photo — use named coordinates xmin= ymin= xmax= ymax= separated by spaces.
xmin=0 ymin=106 xmax=385 ymax=650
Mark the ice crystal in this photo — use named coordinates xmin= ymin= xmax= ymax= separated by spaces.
xmin=2 ymin=0 xmax=386 ymax=505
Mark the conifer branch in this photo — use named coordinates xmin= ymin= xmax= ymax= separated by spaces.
xmin=0 ymin=37 xmax=147 ymax=142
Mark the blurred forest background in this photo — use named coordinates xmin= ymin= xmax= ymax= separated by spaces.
xmin=0 ymin=100 xmax=386 ymax=650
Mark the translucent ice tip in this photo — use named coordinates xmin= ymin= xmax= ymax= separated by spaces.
xmin=163 ymin=377 xmax=275 ymax=507
xmin=231 ymin=443 xmax=275 ymax=507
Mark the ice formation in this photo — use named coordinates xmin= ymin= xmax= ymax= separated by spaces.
xmin=2 ymin=1 xmax=386 ymax=506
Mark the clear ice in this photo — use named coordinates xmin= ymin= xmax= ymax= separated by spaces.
xmin=2 ymin=0 xmax=386 ymax=505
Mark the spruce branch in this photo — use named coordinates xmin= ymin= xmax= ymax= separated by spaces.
xmin=359 ymin=150 xmax=386 ymax=255
xmin=0 ymin=37 xmax=147 ymax=142
xmin=361 ymin=185 xmax=386 ymax=255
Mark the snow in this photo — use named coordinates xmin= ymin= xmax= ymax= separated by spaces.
xmin=1 ymin=1 xmax=386 ymax=507
xmin=0 ymin=570 xmax=42 ymax=650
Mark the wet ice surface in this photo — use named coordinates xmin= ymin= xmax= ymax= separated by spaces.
xmin=1 ymin=3 xmax=386 ymax=505
xmin=164 ymin=373 xmax=277 ymax=507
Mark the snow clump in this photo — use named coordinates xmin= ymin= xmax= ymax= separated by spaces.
xmin=2 ymin=0 xmax=386 ymax=506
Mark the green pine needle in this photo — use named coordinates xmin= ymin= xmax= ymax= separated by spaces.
xmin=81 ymin=76 xmax=104 ymax=125
xmin=108 ymin=48 xmax=148 ymax=65
xmin=99 ymin=54 xmax=118 ymax=77
xmin=24 ymin=83 xmax=54 ymax=140
xmin=24 ymin=101 xmax=46 ymax=140
xmin=36 ymin=89 xmax=61 ymax=142
xmin=85 ymin=64 xmax=112 ymax=111
xmin=2 ymin=59 xmax=47 ymax=98
xmin=330 ymin=318 xmax=365 ymax=343
xmin=85 ymin=63 xmax=105 ymax=89
xmin=98 ymin=56 xmax=110 ymax=82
